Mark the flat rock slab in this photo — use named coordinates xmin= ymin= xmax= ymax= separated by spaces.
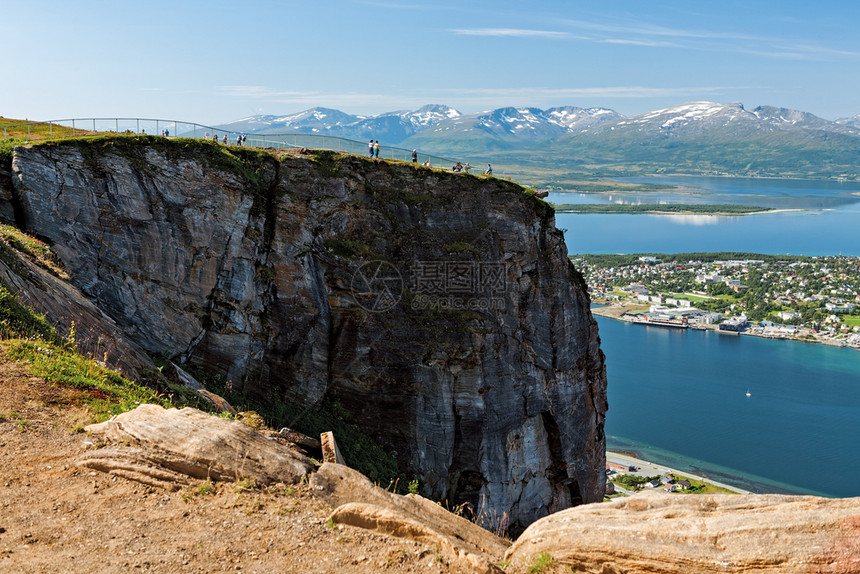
xmin=311 ymin=462 xmax=510 ymax=573
xmin=80 ymin=404 xmax=314 ymax=487
xmin=505 ymin=490 xmax=860 ymax=574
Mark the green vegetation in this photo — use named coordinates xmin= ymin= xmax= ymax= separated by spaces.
xmin=369 ymin=183 xmax=435 ymax=208
xmin=1 ymin=138 xmax=22 ymax=169
xmin=544 ymin=181 xmax=672 ymax=193
xmin=442 ymin=241 xmax=480 ymax=256
xmin=519 ymin=185 xmax=555 ymax=227
xmin=0 ymin=223 xmax=67 ymax=278
xmin=574 ymin=252 xmax=815 ymax=268
xmin=324 ymin=238 xmax=377 ymax=259
xmin=308 ymin=149 xmax=344 ymax=178
xmin=5 ymin=339 xmax=173 ymax=421
xmin=419 ymin=126 xmax=860 ymax=182
xmin=528 ymin=552 xmax=554 ymax=573
xmin=1 ymin=117 xmax=95 ymax=142
xmin=0 ymin=281 xmax=63 ymax=342
xmin=612 ymin=474 xmax=660 ymax=488
xmin=553 ymin=203 xmax=773 ymax=215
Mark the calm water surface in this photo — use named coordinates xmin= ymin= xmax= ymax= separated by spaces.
xmin=550 ymin=176 xmax=860 ymax=256
xmin=597 ymin=316 xmax=860 ymax=497
xmin=562 ymin=177 xmax=860 ymax=496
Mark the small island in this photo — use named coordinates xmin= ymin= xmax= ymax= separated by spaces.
xmin=553 ymin=203 xmax=774 ymax=215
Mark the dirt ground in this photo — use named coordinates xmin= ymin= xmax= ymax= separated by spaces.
xmin=0 ymin=357 xmax=481 ymax=574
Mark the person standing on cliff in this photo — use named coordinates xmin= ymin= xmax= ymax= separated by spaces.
xmin=412 ymin=149 xmax=418 ymax=163
xmin=374 ymin=140 xmax=380 ymax=158
xmin=485 ymin=163 xmax=493 ymax=175
xmin=368 ymin=140 xmax=374 ymax=156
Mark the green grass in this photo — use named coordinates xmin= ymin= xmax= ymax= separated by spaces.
xmin=0 ymin=281 xmax=63 ymax=343
xmin=840 ymin=315 xmax=860 ymax=328
xmin=528 ymin=552 xmax=554 ymax=573
xmin=0 ymin=224 xmax=207 ymax=422
xmin=4 ymin=339 xmax=173 ymax=421
xmin=1 ymin=117 xmax=95 ymax=141
xmin=0 ymin=224 xmax=68 ymax=278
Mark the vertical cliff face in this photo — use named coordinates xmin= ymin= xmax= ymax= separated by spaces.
xmin=9 ymin=137 xmax=607 ymax=531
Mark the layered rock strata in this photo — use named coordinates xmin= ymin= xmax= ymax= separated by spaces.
xmin=8 ymin=137 xmax=607 ymax=530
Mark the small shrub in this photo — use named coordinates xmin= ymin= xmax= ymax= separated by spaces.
xmin=234 ymin=477 xmax=259 ymax=493
xmin=528 ymin=552 xmax=554 ymax=573
xmin=197 ymin=480 xmax=214 ymax=496
xmin=407 ymin=479 xmax=420 ymax=495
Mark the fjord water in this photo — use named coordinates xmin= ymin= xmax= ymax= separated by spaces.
xmin=552 ymin=176 xmax=860 ymax=496
xmin=551 ymin=176 xmax=860 ymax=256
xmin=597 ymin=316 xmax=860 ymax=497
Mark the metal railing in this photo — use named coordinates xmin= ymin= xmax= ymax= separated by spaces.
xmin=2 ymin=117 xmax=467 ymax=169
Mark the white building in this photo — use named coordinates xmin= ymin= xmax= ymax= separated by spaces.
xmin=777 ymin=311 xmax=801 ymax=322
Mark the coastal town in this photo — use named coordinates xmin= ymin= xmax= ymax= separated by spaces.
xmin=572 ymin=253 xmax=860 ymax=349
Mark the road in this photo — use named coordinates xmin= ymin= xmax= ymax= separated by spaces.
xmin=606 ymin=451 xmax=751 ymax=494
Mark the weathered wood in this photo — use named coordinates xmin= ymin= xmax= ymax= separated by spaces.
xmin=320 ymin=431 xmax=345 ymax=465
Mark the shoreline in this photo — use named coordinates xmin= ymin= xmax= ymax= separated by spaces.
xmin=554 ymin=206 xmax=808 ymax=216
xmin=591 ymin=303 xmax=860 ymax=350
xmin=606 ymin=450 xmax=751 ymax=494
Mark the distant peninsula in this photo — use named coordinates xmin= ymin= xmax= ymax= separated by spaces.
xmin=552 ymin=203 xmax=774 ymax=215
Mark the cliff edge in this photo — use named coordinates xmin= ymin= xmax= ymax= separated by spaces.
xmin=7 ymin=136 xmax=607 ymax=531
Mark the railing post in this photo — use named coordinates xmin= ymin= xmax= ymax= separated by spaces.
xmin=93 ymin=118 xmax=96 ymax=133
xmin=72 ymin=119 xmax=75 ymax=136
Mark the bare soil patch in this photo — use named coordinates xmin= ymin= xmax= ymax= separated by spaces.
xmin=0 ymin=355 xmax=476 ymax=573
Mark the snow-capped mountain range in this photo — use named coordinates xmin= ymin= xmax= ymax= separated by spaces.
xmin=219 ymin=101 xmax=858 ymax=146
xmin=219 ymin=104 xmax=462 ymax=144
xmin=217 ymin=101 xmax=860 ymax=179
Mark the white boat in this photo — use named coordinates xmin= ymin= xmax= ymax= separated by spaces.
xmin=745 ymin=389 xmax=751 ymax=397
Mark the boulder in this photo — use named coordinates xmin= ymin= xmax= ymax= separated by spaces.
xmin=79 ymin=404 xmax=314 ymax=487
xmin=311 ymin=462 xmax=509 ymax=573
xmin=504 ymin=490 xmax=860 ymax=573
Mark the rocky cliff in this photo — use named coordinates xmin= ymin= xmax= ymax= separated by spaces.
xmin=6 ymin=136 xmax=607 ymax=531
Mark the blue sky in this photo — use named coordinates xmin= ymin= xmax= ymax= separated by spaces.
xmin=4 ymin=0 xmax=859 ymax=124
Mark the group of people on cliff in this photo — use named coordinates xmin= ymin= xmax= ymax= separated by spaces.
xmin=201 ymin=132 xmax=246 ymax=146
xmin=368 ymin=140 xmax=380 ymax=158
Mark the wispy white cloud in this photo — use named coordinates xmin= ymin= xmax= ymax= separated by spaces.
xmin=603 ymin=38 xmax=679 ymax=48
xmin=562 ymin=18 xmax=768 ymax=42
xmin=451 ymin=28 xmax=568 ymax=39
xmin=561 ymin=16 xmax=860 ymax=61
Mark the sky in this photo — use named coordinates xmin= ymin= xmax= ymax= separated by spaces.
xmin=4 ymin=0 xmax=860 ymax=124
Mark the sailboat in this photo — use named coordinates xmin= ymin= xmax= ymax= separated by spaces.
xmin=745 ymin=389 xmax=751 ymax=397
